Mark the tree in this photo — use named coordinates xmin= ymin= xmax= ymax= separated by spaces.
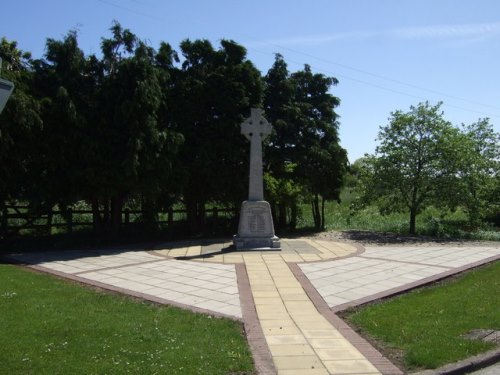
xmin=94 ymin=22 xmax=183 ymax=233
xmin=0 ymin=38 xmax=42 ymax=208
xmin=440 ymin=118 xmax=500 ymax=225
xmin=371 ymin=101 xmax=454 ymax=234
xmin=30 ymin=31 xmax=91 ymax=217
xmin=264 ymin=57 xmax=347 ymax=230
xmin=30 ymin=23 xmax=183 ymax=234
xmin=291 ymin=65 xmax=346 ymax=229
xmin=169 ymin=39 xmax=262 ymax=233
xmin=2 ymin=30 xmax=353 ymax=237
xmin=263 ymin=54 xmax=300 ymax=228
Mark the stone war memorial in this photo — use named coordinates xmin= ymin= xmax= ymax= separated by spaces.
xmin=233 ymin=108 xmax=281 ymax=250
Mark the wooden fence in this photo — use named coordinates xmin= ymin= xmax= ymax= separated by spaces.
xmin=1 ymin=205 xmax=236 ymax=239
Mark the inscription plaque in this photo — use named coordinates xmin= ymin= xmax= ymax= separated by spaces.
xmin=248 ymin=208 xmax=266 ymax=233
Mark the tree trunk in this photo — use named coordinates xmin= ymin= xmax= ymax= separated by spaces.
xmin=312 ymin=194 xmax=321 ymax=230
xmin=110 ymin=196 xmax=123 ymax=234
xmin=198 ymin=202 xmax=206 ymax=234
xmin=290 ymin=203 xmax=298 ymax=230
xmin=91 ymin=198 xmax=102 ymax=234
xmin=142 ymin=196 xmax=158 ymax=231
xmin=409 ymin=206 xmax=417 ymax=235
xmin=321 ymin=196 xmax=326 ymax=231
xmin=271 ymin=203 xmax=278 ymax=227
xmin=186 ymin=199 xmax=199 ymax=234
xmin=103 ymin=199 xmax=110 ymax=231
xmin=1 ymin=204 xmax=8 ymax=239
xmin=46 ymin=209 xmax=53 ymax=236
xmin=278 ymin=204 xmax=287 ymax=229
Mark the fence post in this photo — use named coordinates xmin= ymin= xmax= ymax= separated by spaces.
xmin=1 ymin=206 xmax=7 ymax=239
xmin=213 ymin=207 xmax=218 ymax=228
xmin=67 ymin=207 xmax=73 ymax=234
xmin=168 ymin=208 xmax=173 ymax=227
xmin=124 ymin=208 xmax=130 ymax=226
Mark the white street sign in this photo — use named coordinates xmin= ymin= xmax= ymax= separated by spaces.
xmin=0 ymin=78 xmax=15 ymax=114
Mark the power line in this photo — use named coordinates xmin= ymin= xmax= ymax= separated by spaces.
xmin=241 ymin=34 xmax=500 ymax=112
xmin=94 ymin=0 xmax=500 ymax=119
xmin=250 ymin=48 xmax=500 ymax=120
xmin=96 ymin=0 xmax=164 ymax=23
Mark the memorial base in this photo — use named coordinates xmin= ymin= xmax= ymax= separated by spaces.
xmin=233 ymin=201 xmax=280 ymax=250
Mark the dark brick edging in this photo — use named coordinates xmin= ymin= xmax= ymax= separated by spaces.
xmin=332 ymin=253 xmax=500 ymax=313
xmin=411 ymin=348 xmax=500 ymax=375
xmin=288 ymin=262 xmax=404 ymax=375
xmin=235 ymin=263 xmax=276 ymax=375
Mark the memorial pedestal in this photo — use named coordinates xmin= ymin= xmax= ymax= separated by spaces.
xmin=233 ymin=201 xmax=280 ymax=250
xmin=234 ymin=109 xmax=280 ymax=251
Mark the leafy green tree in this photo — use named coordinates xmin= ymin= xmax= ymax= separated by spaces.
xmin=263 ymin=54 xmax=300 ymax=228
xmin=263 ymin=164 xmax=303 ymax=229
xmin=2 ymin=29 xmax=354 ymax=237
xmin=0 ymin=38 xmax=42 ymax=209
xmin=290 ymin=65 xmax=346 ymax=230
xmin=440 ymin=118 xmax=500 ymax=225
xmin=170 ymin=39 xmax=262 ymax=233
xmin=371 ymin=101 xmax=454 ymax=234
xmin=31 ymin=23 xmax=183 ymax=234
xmin=264 ymin=57 xmax=347 ymax=230
xmin=95 ymin=22 xmax=182 ymax=233
xmin=30 ymin=31 xmax=91 ymax=219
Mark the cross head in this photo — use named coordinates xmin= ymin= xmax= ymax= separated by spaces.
xmin=241 ymin=108 xmax=272 ymax=141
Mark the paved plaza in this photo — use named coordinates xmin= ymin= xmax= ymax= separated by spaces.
xmin=5 ymin=238 xmax=500 ymax=375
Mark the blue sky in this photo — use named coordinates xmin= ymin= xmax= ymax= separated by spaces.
xmin=2 ymin=0 xmax=500 ymax=162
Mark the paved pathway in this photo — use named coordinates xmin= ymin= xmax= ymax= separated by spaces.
xmin=5 ymin=238 xmax=500 ymax=375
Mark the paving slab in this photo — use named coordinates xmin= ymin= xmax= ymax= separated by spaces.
xmin=5 ymin=238 xmax=499 ymax=375
xmin=8 ymin=251 xmax=243 ymax=319
xmin=300 ymin=244 xmax=500 ymax=312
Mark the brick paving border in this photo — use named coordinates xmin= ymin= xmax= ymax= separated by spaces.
xmin=235 ymin=263 xmax=276 ymax=375
xmin=288 ymin=262 xmax=404 ymax=375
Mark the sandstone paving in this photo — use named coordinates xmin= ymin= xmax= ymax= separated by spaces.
xmin=8 ymin=250 xmax=243 ymax=318
xmin=300 ymin=244 xmax=500 ymax=310
xmin=5 ymin=238 xmax=499 ymax=375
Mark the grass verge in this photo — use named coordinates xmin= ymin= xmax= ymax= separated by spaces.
xmin=0 ymin=264 xmax=254 ymax=375
xmin=342 ymin=261 xmax=500 ymax=372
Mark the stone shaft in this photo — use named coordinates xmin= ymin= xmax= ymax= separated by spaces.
xmin=235 ymin=108 xmax=280 ymax=250
xmin=241 ymin=108 xmax=272 ymax=201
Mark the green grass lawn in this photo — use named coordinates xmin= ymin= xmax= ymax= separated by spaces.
xmin=0 ymin=264 xmax=254 ymax=375
xmin=343 ymin=261 xmax=500 ymax=371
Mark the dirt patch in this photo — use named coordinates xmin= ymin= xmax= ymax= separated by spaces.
xmin=462 ymin=329 xmax=500 ymax=344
